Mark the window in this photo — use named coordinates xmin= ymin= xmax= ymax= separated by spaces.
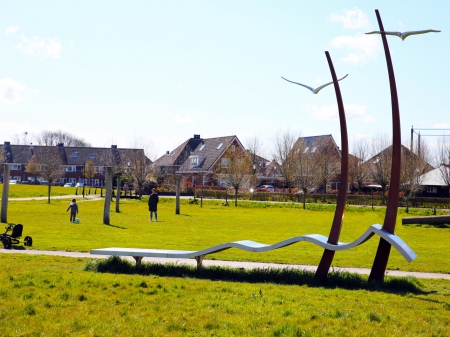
xmin=217 ymin=142 xmax=223 ymax=149
xmin=311 ymin=147 xmax=317 ymax=153
xmin=69 ymin=178 xmax=76 ymax=184
xmin=190 ymin=157 xmax=199 ymax=168
xmin=72 ymin=152 xmax=79 ymax=158
xmin=39 ymin=165 xmax=47 ymax=171
xmin=10 ymin=164 xmax=21 ymax=170
xmin=231 ymin=145 xmax=235 ymax=152
xmin=95 ymin=166 xmax=104 ymax=174
xmin=427 ymin=187 xmax=437 ymax=193
xmin=89 ymin=154 xmax=96 ymax=159
xmin=303 ymin=147 xmax=309 ymax=153
xmin=221 ymin=158 xmax=231 ymax=168
xmin=65 ymin=166 xmax=76 ymax=172
xmin=199 ymin=143 xmax=206 ymax=151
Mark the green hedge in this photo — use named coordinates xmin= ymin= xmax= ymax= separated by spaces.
xmin=195 ymin=190 xmax=450 ymax=209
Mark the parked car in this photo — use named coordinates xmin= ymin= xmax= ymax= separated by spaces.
xmin=40 ymin=181 xmax=48 ymax=185
xmin=21 ymin=181 xmax=30 ymax=184
xmin=64 ymin=183 xmax=75 ymax=187
xmin=257 ymin=185 xmax=275 ymax=192
xmin=75 ymin=182 xmax=84 ymax=187
xmin=9 ymin=180 xmax=19 ymax=184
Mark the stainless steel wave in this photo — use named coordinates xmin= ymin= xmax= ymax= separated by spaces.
xmin=90 ymin=224 xmax=417 ymax=263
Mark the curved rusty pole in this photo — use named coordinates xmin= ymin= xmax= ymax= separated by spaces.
xmin=369 ymin=9 xmax=402 ymax=282
xmin=315 ymin=51 xmax=349 ymax=282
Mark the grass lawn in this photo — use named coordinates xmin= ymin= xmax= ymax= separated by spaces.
xmin=6 ymin=184 xmax=88 ymax=198
xmin=1 ymin=254 xmax=450 ymax=336
xmin=3 ymin=196 xmax=450 ymax=274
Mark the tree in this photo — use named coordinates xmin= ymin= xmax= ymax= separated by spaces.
xmin=83 ymin=160 xmax=96 ymax=196
xmin=369 ymin=135 xmax=392 ymax=202
xmin=436 ymin=135 xmax=450 ymax=206
xmin=216 ymin=145 xmax=253 ymax=207
xmin=34 ymin=147 xmax=63 ymax=203
xmin=126 ymin=149 xmax=150 ymax=199
xmin=293 ymin=138 xmax=317 ymax=209
xmin=35 ymin=130 xmax=90 ymax=147
xmin=314 ymin=137 xmax=340 ymax=194
xmin=25 ymin=154 xmax=40 ymax=184
xmin=400 ymin=140 xmax=432 ymax=213
xmin=272 ymin=130 xmax=298 ymax=192
xmin=349 ymin=138 xmax=371 ymax=193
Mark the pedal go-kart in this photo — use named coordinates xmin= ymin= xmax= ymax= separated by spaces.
xmin=1 ymin=224 xmax=33 ymax=249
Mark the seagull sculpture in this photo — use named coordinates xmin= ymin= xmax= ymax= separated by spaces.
xmin=365 ymin=29 xmax=440 ymax=41
xmin=281 ymin=74 xmax=348 ymax=94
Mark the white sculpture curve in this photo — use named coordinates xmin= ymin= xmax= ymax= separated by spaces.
xmin=91 ymin=224 xmax=417 ymax=263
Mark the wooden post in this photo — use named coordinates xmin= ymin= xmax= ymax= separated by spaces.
xmin=103 ymin=167 xmax=113 ymax=225
xmin=175 ymin=175 xmax=181 ymax=214
xmin=1 ymin=164 xmax=10 ymax=223
xmin=115 ymin=174 xmax=121 ymax=213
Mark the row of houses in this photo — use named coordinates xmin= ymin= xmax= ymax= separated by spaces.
xmin=1 ymin=134 xmax=449 ymax=198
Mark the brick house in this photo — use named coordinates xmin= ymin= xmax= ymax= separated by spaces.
xmin=0 ymin=141 xmax=148 ymax=186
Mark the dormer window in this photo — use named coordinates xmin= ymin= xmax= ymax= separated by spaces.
xmin=89 ymin=154 xmax=96 ymax=159
xmin=190 ymin=157 xmax=199 ymax=168
xmin=73 ymin=152 xmax=79 ymax=158
xmin=217 ymin=143 xmax=223 ymax=149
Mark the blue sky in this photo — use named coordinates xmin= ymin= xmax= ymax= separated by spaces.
xmin=1 ymin=1 xmax=448 ymax=159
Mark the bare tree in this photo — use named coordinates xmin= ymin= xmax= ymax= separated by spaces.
xmin=126 ymin=149 xmax=150 ymax=199
xmin=25 ymin=154 xmax=40 ymax=184
xmin=293 ymin=138 xmax=317 ymax=209
xmin=216 ymin=146 xmax=253 ymax=207
xmin=34 ymin=147 xmax=64 ymax=203
xmin=368 ymin=135 xmax=392 ymax=200
xmin=349 ymin=138 xmax=371 ymax=193
xmin=35 ymin=130 xmax=90 ymax=147
xmin=314 ymin=137 xmax=340 ymax=194
xmin=400 ymin=139 xmax=433 ymax=213
xmin=436 ymin=135 xmax=450 ymax=205
xmin=272 ymin=130 xmax=298 ymax=192
xmin=11 ymin=132 xmax=31 ymax=145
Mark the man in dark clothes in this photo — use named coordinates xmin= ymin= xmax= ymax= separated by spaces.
xmin=148 ymin=188 xmax=159 ymax=222
xmin=66 ymin=199 xmax=78 ymax=223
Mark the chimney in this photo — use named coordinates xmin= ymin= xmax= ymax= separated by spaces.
xmin=194 ymin=134 xmax=201 ymax=139
xmin=166 ymin=151 xmax=170 ymax=155
xmin=111 ymin=145 xmax=117 ymax=149
xmin=57 ymin=143 xmax=64 ymax=148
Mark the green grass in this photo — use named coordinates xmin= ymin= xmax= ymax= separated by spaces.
xmin=3 ymin=197 xmax=450 ymax=274
xmin=6 ymin=184 xmax=85 ymax=198
xmin=1 ymin=254 xmax=449 ymax=336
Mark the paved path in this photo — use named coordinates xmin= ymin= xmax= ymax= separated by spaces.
xmin=2 ymin=248 xmax=449 ymax=280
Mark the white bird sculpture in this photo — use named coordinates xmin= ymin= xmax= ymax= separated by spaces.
xmin=281 ymin=74 xmax=348 ymax=94
xmin=365 ymin=29 xmax=440 ymax=41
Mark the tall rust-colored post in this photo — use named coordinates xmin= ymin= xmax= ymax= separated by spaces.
xmin=315 ymin=51 xmax=349 ymax=282
xmin=369 ymin=9 xmax=402 ymax=282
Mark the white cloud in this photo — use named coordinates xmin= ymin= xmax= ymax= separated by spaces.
xmin=16 ymin=34 xmax=62 ymax=59
xmin=0 ymin=78 xmax=26 ymax=105
xmin=329 ymin=7 xmax=370 ymax=30
xmin=304 ymin=103 xmax=374 ymax=123
xmin=331 ymin=33 xmax=381 ymax=64
xmin=171 ymin=114 xmax=194 ymax=124
xmin=5 ymin=25 xmax=19 ymax=36
xmin=30 ymin=89 xmax=41 ymax=94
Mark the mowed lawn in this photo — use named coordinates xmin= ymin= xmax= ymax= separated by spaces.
xmin=3 ymin=195 xmax=450 ymax=274
xmin=1 ymin=254 xmax=450 ymax=336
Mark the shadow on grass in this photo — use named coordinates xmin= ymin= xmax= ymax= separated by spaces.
xmin=85 ymin=256 xmax=427 ymax=295
xmin=103 ymin=224 xmax=127 ymax=229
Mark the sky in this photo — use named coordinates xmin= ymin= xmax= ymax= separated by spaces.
xmin=1 ymin=1 xmax=449 ymax=160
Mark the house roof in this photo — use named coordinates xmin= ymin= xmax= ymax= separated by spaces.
xmin=0 ymin=143 xmax=148 ymax=167
xmin=152 ymin=137 xmax=203 ymax=168
xmin=294 ymin=134 xmax=341 ymax=156
xmin=177 ymin=135 xmax=240 ymax=173
xmin=420 ymin=166 xmax=449 ymax=186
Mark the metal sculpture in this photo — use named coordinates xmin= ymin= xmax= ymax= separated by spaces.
xmin=368 ymin=9 xmax=439 ymax=282
xmin=282 ymin=52 xmax=349 ymax=282
xmin=281 ymin=74 xmax=348 ymax=94
xmin=366 ymin=29 xmax=440 ymax=41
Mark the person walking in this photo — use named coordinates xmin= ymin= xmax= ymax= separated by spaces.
xmin=148 ymin=188 xmax=159 ymax=222
xmin=66 ymin=199 xmax=79 ymax=223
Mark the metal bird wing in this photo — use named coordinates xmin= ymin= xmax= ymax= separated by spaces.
xmin=365 ymin=29 xmax=441 ymax=41
xmin=281 ymin=77 xmax=315 ymax=93
xmin=281 ymin=74 xmax=348 ymax=94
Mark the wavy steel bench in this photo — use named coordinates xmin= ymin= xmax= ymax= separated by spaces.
xmin=90 ymin=224 xmax=417 ymax=269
